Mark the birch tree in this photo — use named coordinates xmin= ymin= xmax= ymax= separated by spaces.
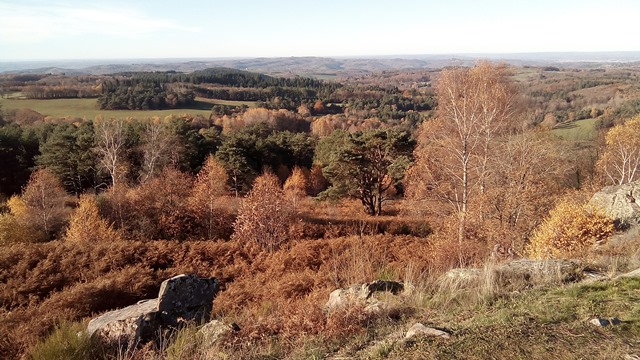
xmin=406 ymin=62 xmax=517 ymax=243
xmin=94 ymin=117 xmax=126 ymax=192
xmin=597 ymin=115 xmax=640 ymax=185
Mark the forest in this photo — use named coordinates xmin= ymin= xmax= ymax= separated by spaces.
xmin=1 ymin=62 xmax=640 ymax=359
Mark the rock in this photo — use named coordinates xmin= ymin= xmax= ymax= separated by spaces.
xmin=443 ymin=259 xmax=588 ymax=288
xmin=617 ymin=267 xmax=640 ymax=279
xmin=589 ymin=181 xmax=640 ymax=228
xmin=87 ymin=274 xmax=219 ymax=348
xmin=198 ymin=320 xmax=233 ymax=347
xmin=498 ymin=259 xmax=586 ymax=282
xmin=157 ymin=274 xmax=220 ymax=326
xmin=87 ymin=299 xmax=160 ymax=347
xmin=325 ymin=280 xmax=405 ymax=313
xmin=590 ymin=317 xmax=622 ymax=327
xmin=405 ymin=323 xmax=451 ymax=340
xmin=365 ymin=280 xmax=404 ymax=298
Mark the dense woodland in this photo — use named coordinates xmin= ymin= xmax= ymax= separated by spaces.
xmin=1 ymin=62 xmax=640 ymax=359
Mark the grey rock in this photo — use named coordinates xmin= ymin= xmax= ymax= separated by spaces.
xmin=617 ymin=267 xmax=640 ymax=279
xmin=87 ymin=274 xmax=220 ymax=348
xmin=405 ymin=323 xmax=451 ymax=340
xmin=589 ymin=181 xmax=640 ymax=228
xmin=444 ymin=259 xmax=588 ymax=288
xmin=87 ymin=299 xmax=160 ymax=346
xmin=590 ymin=317 xmax=622 ymax=327
xmin=158 ymin=274 xmax=220 ymax=326
xmin=198 ymin=320 xmax=233 ymax=348
xmin=325 ymin=280 xmax=405 ymax=313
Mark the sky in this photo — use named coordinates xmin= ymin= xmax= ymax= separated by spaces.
xmin=1 ymin=0 xmax=638 ymax=61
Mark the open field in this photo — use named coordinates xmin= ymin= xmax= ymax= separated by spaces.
xmin=0 ymin=97 xmax=236 ymax=120
xmin=196 ymin=97 xmax=258 ymax=108
xmin=552 ymin=118 xmax=599 ymax=140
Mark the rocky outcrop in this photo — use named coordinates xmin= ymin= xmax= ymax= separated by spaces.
xmin=405 ymin=323 xmax=451 ymax=340
xmin=86 ymin=299 xmax=160 ymax=346
xmin=157 ymin=274 xmax=220 ymax=327
xmin=589 ymin=181 xmax=640 ymax=228
xmin=325 ymin=280 xmax=405 ymax=313
xmin=617 ymin=267 xmax=640 ymax=279
xmin=444 ymin=259 xmax=589 ymax=287
xmin=87 ymin=274 xmax=219 ymax=347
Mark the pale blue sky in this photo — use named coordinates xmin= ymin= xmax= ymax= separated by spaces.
xmin=1 ymin=0 xmax=638 ymax=60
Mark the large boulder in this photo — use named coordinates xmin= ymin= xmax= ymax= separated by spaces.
xmin=157 ymin=274 xmax=220 ymax=326
xmin=87 ymin=299 xmax=160 ymax=347
xmin=325 ymin=280 xmax=405 ymax=313
xmin=589 ymin=181 xmax=640 ymax=228
xmin=87 ymin=274 xmax=219 ymax=347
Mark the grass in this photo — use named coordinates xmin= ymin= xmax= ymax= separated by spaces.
xmin=552 ymin=118 xmax=599 ymax=141
xmin=398 ymin=277 xmax=640 ymax=359
xmin=196 ymin=97 xmax=257 ymax=108
xmin=0 ymin=96 xmax=256 ymax=120
xmin=29 ymin=322 xmax=104 ymax=360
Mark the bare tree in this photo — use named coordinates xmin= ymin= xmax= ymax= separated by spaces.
xmin=94 ymin=117 xmax=126 ymax=192
xmin=407 ymin=62 xmax=517 ymax=243
xmin=140 ymin=117 xmax=176 ymax=183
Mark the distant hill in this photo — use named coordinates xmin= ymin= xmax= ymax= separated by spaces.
xmin=2 ymin=52 xmax=640 ymax=77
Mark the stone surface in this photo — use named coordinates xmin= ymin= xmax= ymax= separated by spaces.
xmin=590 ymin=317 xmax=622 ymax=327
xmin=157 ymin=274 xmax=220 ymax=326
xmin=87 ymin=274 xmax=220 ymax=348
xmin=405 ymin=323 xmax=451 ymax=340
xmin=198 ymin=320 xmax=233 ymax=348
xmin=617 ymin=267 xmax=640 ymax=279
xmin=87 ymin=299 xmax=160 ymax=346
xmin=589 ymin=181 xmax=640 ymax=228
xmin=444 ymin=259 xmax=587 ymax=287
xmin=325 ymin=280 xmax=405 ymax=313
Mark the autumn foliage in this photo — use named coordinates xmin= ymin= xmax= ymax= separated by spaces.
xmin=596 ymin=115 xmax=640 ymax=185
xmin=65 ymin=194 xmax=121 ymax=243
xmin=233 ymin=172 xmax=296 ymax=251
xmin=526 ymin=196 xmax=614 ymax=259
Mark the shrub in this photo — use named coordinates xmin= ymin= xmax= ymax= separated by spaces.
xmin=233 ymin=172 xmax=296 ymax=251
xmin=65 ymin=194 xmax=121 ymax=243
xmin=527 ymin=199 xmax=614 ymax=259
xmin=20 ymin=169 xmax=70 ymax=240
xmin=189 ymin=155 xmax=231 ymax=240
xmin=0 ymin=196 xmax=46 ymax=244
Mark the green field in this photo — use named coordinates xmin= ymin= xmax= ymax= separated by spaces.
xmin=196 ymin=98 xmax=257 ymax=108
xmin=0 ymin=97 xmax=256 ymax=120
xmin=552 ymin=118 xmax=599 ymax=141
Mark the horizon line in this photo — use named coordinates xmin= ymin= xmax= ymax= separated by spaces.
xmin=2 ymin=50 xmax=640 ymax=63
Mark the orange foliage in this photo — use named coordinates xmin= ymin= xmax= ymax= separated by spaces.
xmin=21 ymin=168 xmax=69 ymax=239
xmin=526 ymin=195 xmax=614 ymax=259
xmin=0 ymin=233 xmax=435 ymax=358
xmin=65 ymin=194 xmax=121 ymax=243
xmin=189 ymin=155 xmax=231 ymax=239
xmin=233 ymin=172 xmax=296 ymax=251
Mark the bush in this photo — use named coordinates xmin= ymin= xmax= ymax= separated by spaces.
xmin=29 ymin=322 xmax=104 ymax=360
xmin=527 ymin=198 xmax=614 ymax=259
xmin=64 ymin=195 xmax=121 ymax=243
xmin=233 ymin=172 xmax=297 ymax=251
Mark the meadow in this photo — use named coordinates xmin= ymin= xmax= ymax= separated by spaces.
xmin=551 ymin=118 xmax=600 ymax=140
xmin=0 ymin=97 xmax=255 ymax=120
